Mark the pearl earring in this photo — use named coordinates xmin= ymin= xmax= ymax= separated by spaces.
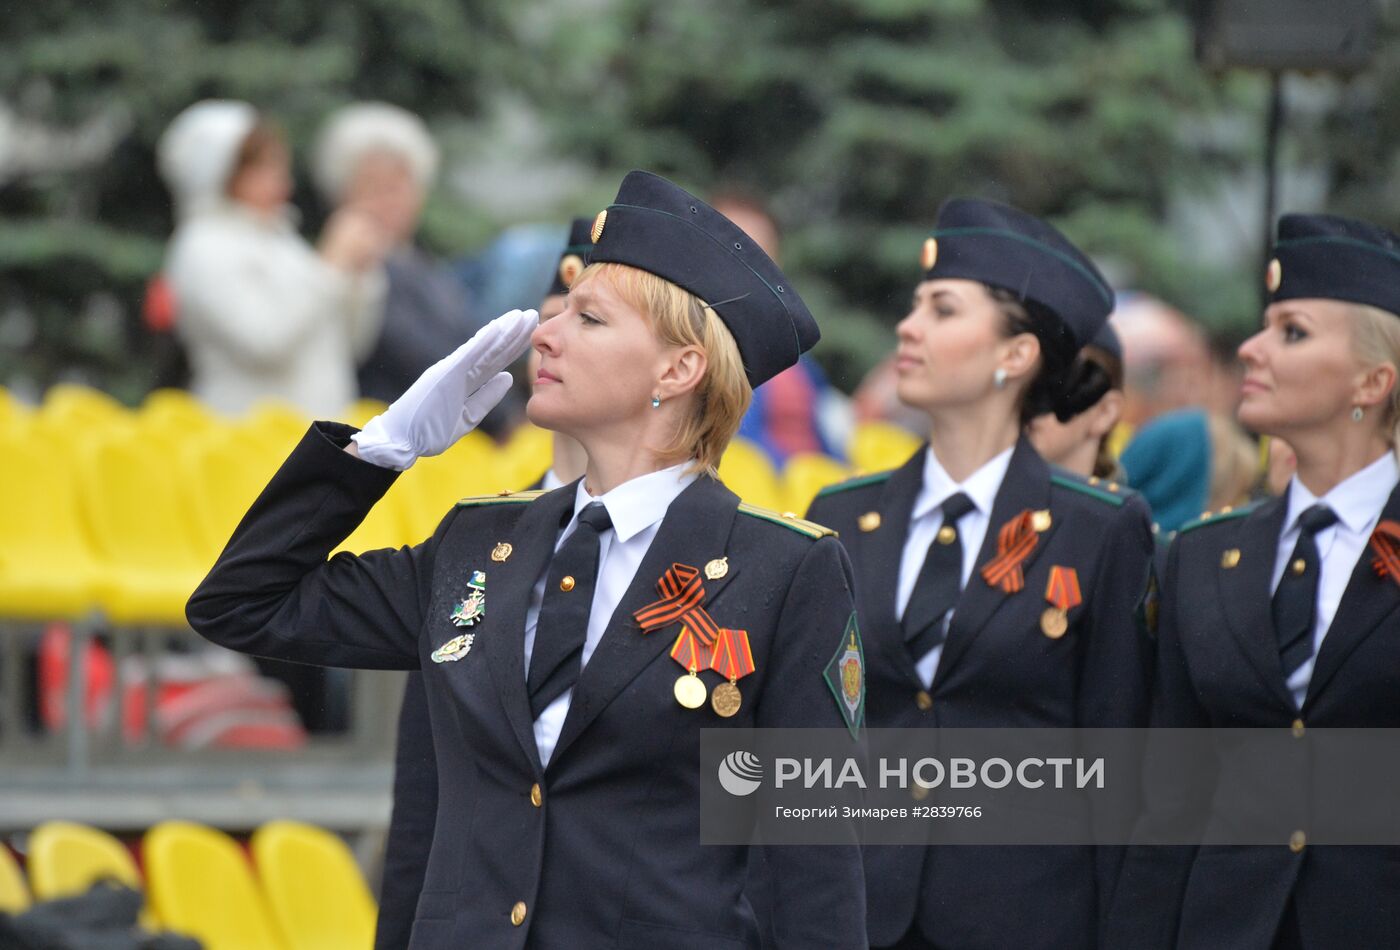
xmin=993 ymin=368 xmax=1008 ymax=389
xmin=1353 ymin=406 xmax=1365 ymax=423
xmin=652 ymin=395 xmax=662 ymax=409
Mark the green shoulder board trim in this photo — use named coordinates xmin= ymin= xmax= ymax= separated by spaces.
xmin=1050 ymin=473 xmax=1126 ymax=507
xmin=1178 ymin=500 xmax=1262 ymax=534
xmin=737 ymin=502 xmax=837 ymax=539
xmin=457 ymin=490 xmax=547 ymax=508
xmin=814 ymin=470 xmax=893 ymax=498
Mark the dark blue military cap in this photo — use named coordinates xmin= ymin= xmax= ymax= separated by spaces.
xmin=547 ymin=217 xmax=594 ymax=298
xmin=919 ymin=198 xmax=1114 ymax=349
xmin=587 ymin=170 xmax=819 ymax=388
xmin=1267 ymin=213 xmax=1400 ymax=316
xmin=1089 ymin=321 xmax=1122 ymax=362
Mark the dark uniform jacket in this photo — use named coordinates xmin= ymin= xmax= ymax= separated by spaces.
xmin=807 ymin=438 xmax=1155 ymax=949
xmin=187 ymin=422 xmax=866 ymax=949
xmin=376 ymin=472 xmax=552 ymax=950
xmin=376 ymin=670 xmax=435 ymax=950
xmin=1106 ymin=484 xmax=1400 ymax=950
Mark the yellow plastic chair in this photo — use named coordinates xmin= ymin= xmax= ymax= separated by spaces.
xmin=0 ymin=386 xmax=32 ymax=427
xmin=848 ymin=421 xmax=921 ymax=474
xmin=780 ymin=453 xmax=852 ymax=515
xmin=139 ymin=388 xmax=222 ymax=437
xmin=40 ymin=383 xmax=129 ymax=428
xmin=251 ymin=821 xmax=376 ymax=950
xmin=403 ymin=431 xmax=510 ymax=533
xmin=28 ymin=821 xmax=141 ymax=901
xmin=75 ymin=432 xmax=208 ymax=626
xmin=0 ymin=424 xmax=104 ymax=620
xmin=145 ymin=821 xmax=288 ymax=950
xmin=178 ymin=432 xmax=282 ymax=565
xmin=0 ymin=845 xmax=30 ymax=914
xmin=340 ymin=398 xmax=388 ymax=429
xmin=237 ymin=402 xmax=310 ymax=460
xmin=332 ymin=478 xmax=414 ymax=556
xmin=717 ymin=437 xmax=783 ymax=510
xmin=497 ymin=424 xmax=552 ymax=490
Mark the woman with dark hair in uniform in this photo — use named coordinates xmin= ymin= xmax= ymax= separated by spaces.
xmin=808 ymin=199 xmax=1155 ymax=950
xmin=188 ymin=172 xmax=866 ymax=948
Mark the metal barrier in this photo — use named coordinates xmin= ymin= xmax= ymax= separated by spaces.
xmin=0 ymin=619 xmax=402 ymax=836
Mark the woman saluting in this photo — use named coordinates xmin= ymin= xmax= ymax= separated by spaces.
xmin=187 ymin=171 xmax=866 ymax=949
xmin=1107 ymin=213 xmax=1400 ymax=950
xmin=807 ymin=198 xmax=1155 ymax=950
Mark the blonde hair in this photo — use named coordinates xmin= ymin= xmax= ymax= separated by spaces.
xmin=572 ymin=262 xmax=752 ymax=474
xmin=1206 ymin=413 xmax=1261 ymax=511
xmin=1349 ymin=304 xmax=1400 ymax=460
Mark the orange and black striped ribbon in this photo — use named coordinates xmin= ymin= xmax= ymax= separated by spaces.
xmin=980 ymin=510 xmax=1039 ymax=594
xmin=1044 ymin=565 xmax=1082 ymax=610
xmin=670 ymin=627 xmax=714 ymax=673
xmin=1370 ymin=520 xmax=1400 ymax=586
xmin=710 ymin=629 xmax=756 ymax=682
xmin=634 ymin=563 xmax=720 ymax=646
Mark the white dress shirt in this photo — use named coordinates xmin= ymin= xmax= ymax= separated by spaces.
xmin=524 ymin=461 xmax=697 ymax=764
xmin=1271 ymin=451 xmax=1400 ymax=707
xmin=896 ymin=445 xmax=1015 ymax=687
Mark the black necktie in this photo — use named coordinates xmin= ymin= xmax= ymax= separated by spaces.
xmin=527 ymin=502 xmax=613 ymax=719
xmin=903 ymin=492 xmax=977 ymax=663
xmin=1272 ymin=503 xmax=1339 ymax=681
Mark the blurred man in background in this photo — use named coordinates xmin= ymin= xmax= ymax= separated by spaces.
xmin=714 ymin=188 xmax=851 ymax=462
xmin=314 ymin=103 xmax=488 ymax=406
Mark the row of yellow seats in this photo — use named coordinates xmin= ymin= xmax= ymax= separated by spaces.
xmin=0 ymin=390 xmax=547 ymax=625
xmin=0 ymin=384 xmax=922 ymax=625
xmin=0 ymin=819 xmax=376 ymax=950
xmin=4 ymin=383 xmax=922 ymax=512
xmin=6 ymin=384 xmax=924 ymax=503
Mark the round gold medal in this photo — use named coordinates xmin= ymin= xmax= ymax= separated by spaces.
xmin=1040 ymin=607 xmax=1068 ymax=639
xmin=674 ymin=672 xmax=707 ymax=709
xmin=711 ymin=681 xmax=742 ymax=718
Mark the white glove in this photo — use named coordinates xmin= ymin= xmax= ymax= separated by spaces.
xmin=352 ymin=308 xmax=539 ymax=470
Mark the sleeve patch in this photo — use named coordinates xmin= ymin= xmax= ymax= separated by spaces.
xmin=823 ymin=612 xmax=866 ymax=740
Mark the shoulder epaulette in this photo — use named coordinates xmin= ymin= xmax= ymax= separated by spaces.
xmin=814 ymin=470 xmax=893 ymax=499
xmin=737 ymin=502 xmax=837 ymax=539
xmin=1050 ymin=472 xmax=1128 ymax=507
xmin=457 ymin=489 xmax=547 ymax=508
xmin=1177 ymin=500 xmax=1262 ymax=534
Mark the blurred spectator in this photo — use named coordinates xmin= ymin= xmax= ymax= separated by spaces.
xmin=713 ymin=188 xmax=851 ymax=461
xmin=1120 ymin=407 xmax=1262 ymax=533
xmin=851 ymin=354 xmax=932 ymax=437
xmin=456 ymin=223 xmax=562 ymax=322
xmin=314 ymin=102 xmax=488 ymax=405
xmin=158 ymin=100 xmax=387 ymax=418
xmin=1027 ymin=323 xmax=1126 ymax=480
xmin=1204 ymin=328 xmax=1247 ymax=418
xmin=1112 ymin=292 xmax=1212 ymax=428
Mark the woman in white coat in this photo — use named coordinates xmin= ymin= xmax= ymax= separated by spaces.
xmin=157 ymin=99 xmax=387 ymax=418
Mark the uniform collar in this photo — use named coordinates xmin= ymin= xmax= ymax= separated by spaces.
xmin=1284 ymin=451 xmax=1400 ymax=536
xmin=572 ymin=461 xmax=698 ymax=542
xmin=912 ymin=443 xmax=1014 ymax=522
